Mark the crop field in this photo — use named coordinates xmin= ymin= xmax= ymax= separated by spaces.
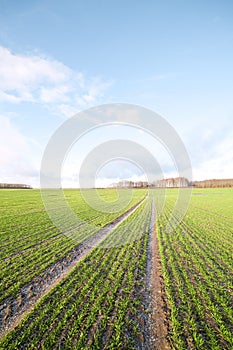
xmin=0 ymin=188 xmax=232 ymax=349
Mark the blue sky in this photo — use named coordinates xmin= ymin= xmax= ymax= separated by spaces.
xmin=0 ymin=0 xmax=233 ymax=187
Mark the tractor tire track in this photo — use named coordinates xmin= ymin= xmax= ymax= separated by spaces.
xmin=147 ymin=198 xmax=171 ymax=350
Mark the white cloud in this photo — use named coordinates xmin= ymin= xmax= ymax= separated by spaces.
xmin=0 ymin=46 xmax=111 ymax=115
xmin=75 ymin=78 xmax=112 ymax=107
xmin=0 ymin=115 xmax=27 ymax=164
xmin=0 ymin=46 xmax=70 ymax=102
xmin=40 ymin=86 xmax=71 ymax=103
xmin=0 ymin=115 xmax=40 ymax=186
xmin=192 ymin=132 xmax=233 ymax=180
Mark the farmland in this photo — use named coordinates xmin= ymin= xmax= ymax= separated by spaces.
xmin=0 ymin=188 xmax=232 ymax=349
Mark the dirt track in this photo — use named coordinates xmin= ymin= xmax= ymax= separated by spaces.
xmin=147 ymin=199 xmax=171 ymax=349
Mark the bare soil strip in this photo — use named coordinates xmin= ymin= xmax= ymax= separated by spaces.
xmin=147 ymin=199 xmax=171 ymax=350
xmin=0 ymin=198 xmax=145 ymax=339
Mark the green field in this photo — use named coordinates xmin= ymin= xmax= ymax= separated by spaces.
xmin=0 ymin=188 xmax=232 ymax=349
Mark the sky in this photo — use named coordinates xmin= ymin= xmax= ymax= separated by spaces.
xmin=0 ymin=0 xmax=233 ymax=187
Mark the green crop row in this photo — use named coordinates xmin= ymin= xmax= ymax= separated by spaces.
xmin=0 ymin=189 xmax=147 ymax=303
xmin=157 ymin=189 xmax=233 ymax=350
xmin=0 ymin=198 xmax=152 ymax=349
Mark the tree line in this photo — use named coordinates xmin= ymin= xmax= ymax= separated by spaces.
xmin=192 ymin=179 xmax=233 ymax=188
xmin=111 ymin=177 xmax=233 ymax=188
xmin=0 ymin=183 xmax=32 ymax=189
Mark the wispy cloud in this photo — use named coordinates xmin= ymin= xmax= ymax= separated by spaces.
xmin=146 ymin=72 xmax=178 ymax=81
xmin=188 ymin=126 xmax=233 ymax=180
xmin=0 ymin=46 xmax=112 ymax=116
